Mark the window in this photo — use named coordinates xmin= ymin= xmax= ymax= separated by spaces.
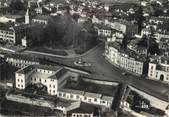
xmin=151 ymin=66 xmax=153 ymax=69
xmin=76 ymin=95 xmax=79 ymax=99
xmin=59 ymin=93 xmax=62 ymax=96
xmin=88 ymin=99 xmax=91 ymax=102
xmin=94 ymin=98 xmax=97 ymax=102
xmin=102 ymin=101 xmax=105 ymax=103
xmin=21 ymin=85 xmax=23 ymax=88
xmin=39 ymin=79 xmax=41 ymax=82
xmin=53 ymin=85 xmax=55 ymax=88
xmin=63 ymin=93 xmax=66 ymax=97
xmin=70 ymin=95 xmax=74 ymax=98
xmin=18 ymin=79 xmax=19 ymax=82
xmin=84 ymin=97 xmax=87 ymax=100
xmin=45 ymin=80 xmax=46 ymax=82
xmin=18 ymin=84 xmax=20 ymax=87
xmin=21 ymin=80 xmax=23 ymax=82
xmin=53 ymin=90 xmax=55 ymax=93
xmin=49 ymin=84 xmax=51 ymax=87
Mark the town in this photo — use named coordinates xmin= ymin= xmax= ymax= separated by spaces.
xmin=0 ymin=0 xmax=169 ymax=117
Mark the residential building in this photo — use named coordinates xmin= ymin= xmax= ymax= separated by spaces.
xmin=148 ymin=56 xmax=169 ymax=83
xmin=0 ymin=14 xmax=24 ymax=23
xmin=111 ymin=19 xmax=138 ymax=37
xmin=105 ymin=42 xmax=145 ymax=75
xmin=159 ymin=38 xmax=169 ymax=56
xmin=32 ymin=15 xmax=50 ymax=25
xmin=0 ymin=26 xmax=16 ymax=44
xmin=97 ymin=24 xmax=112 ymax=37
xmin=68 ymin=102 xmax=98 ymax=117
xmin=0 ymin=23 xmax=43 ymax=45
xmin=6 ymin=54 xmax=40 ymax=68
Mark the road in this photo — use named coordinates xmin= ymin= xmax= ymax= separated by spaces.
xmin=23 ymin=43 xmax=169 ymax=102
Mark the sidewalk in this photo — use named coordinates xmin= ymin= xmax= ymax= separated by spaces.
xmin=25 ymin=43 xmax=102 ymax=59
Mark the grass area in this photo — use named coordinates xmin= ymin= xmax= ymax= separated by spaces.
xmin=28 ymin=47 xmax=68 ymax=56
xmin=0 ymin=99 xmax=60 ymax=116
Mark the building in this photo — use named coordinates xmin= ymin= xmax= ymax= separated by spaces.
xmin=0 ymin=26 xmax=16 ymax=44
xmin=25 ymin=9 xmax=30 ymax=24
xmin=15 ymin=65 xmax=78 ymax=95
xmin=68 ymin=102 xmax=98 ymax=117
xmin=148 ymin=57 xmax=169 ymax=83
xmin=32 ymin=15 xmax=50 ymax=25
xmin=58 ymin=77 xmax=118 ymax=108
xmin=0 ymin=23 xmax=43 ymax=45
xmin=105 ymin=42 xmax=145 ymax=75
xmin=97 ymin=24 xmax=112 ymax=37
xmin=6 ymin=54 xmax=40 ymax=68
xmin=112 ymin=19 xmax=138 ymax=37
xmin=159 ymin=38 xmax=169 ymax=56
xmin=15 ymin=64 xmax=119 ymax=108
xmin=0 ymin=14 xmax=24 ymax=23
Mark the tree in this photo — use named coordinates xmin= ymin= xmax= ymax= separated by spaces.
xmin=9 ymin=0 xmax=25 ymax=11
xmin=134 ymin=6 xmax=145 ymax=32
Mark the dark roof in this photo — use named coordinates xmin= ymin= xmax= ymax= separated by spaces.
xmin=16 ymin=65 xmax=35 ymax=74
xmin=49 ymin=68 xmax=68 ymax=80
xmin=16 ymin=64 xmax=61 ymax=74
xmin=84 ymin=74 xmax=169 ymax=102
xmin=64 ymin=78 xmax=118 ymax=97
xmin=33 ymin=15 xmax=51 ymax=21
xmin=68 ymin=102 xmax=98 ymax=114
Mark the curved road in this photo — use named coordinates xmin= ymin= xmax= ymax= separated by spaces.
xmin=24 ymin=43 xmax=169 ymax=102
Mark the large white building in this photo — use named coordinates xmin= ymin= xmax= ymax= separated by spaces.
xmin=15 ymin=65 xmax=119 ymax=108
xmin=105 ymin=42 xmax=144 ymax=75
xmin=15 ymin=65 xmax=74 ymax=95
xmin=148 ymin=57 xmax=169 ymax=83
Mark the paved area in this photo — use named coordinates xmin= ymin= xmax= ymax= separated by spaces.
xmin=21 ymin=43 xmax=169 ymax=102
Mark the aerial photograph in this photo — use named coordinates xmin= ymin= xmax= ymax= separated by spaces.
xmin=0 ymin=0 xmax=169 ymax=117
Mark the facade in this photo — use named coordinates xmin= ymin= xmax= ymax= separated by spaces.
xmin=105 ymin=42 xmax=144 ymax=75
xmin=112 ymin=20 xmax=138 ymax=37
xmin=148 ymin=57 xmax=169 ymax=83
xmin=15 ymin=64 xmax=117 ymax=108
xmin=0 ymin=27 xmax=16 ymax=43
xmin=32 ymin=15 xmax=50 ymax=25
xmin=0 ymin=15 xmax=24 ymax=23
xmin=15 ymin=65 xmax=74 ymax=95
xmin=25 ymin=9 xmax=30 ymax=24
xmin=58 ymin=89 xmax=113 ymax=108
xmin=97 ymin=25 xmax=112 ymax=37
xmin=0 ymin=23 xmax=43 ymax=45
xmin=6 ymin=54 xmax=40 ymax=68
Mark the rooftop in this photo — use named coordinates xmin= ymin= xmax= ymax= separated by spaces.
xmin=63 ymin=78 xmax=118 ymax=97
xmin=16 ymin=65 xmax=61 ymax=74
xmin=6 ymin=54 xmax=39 ymax=63
xmin=33 ymin=15 xmax=51 ymax=21
xmin=68 ymin=102 xmax=99 ymax=114
xmin=108 ymin=42 xmax=146 ymax=61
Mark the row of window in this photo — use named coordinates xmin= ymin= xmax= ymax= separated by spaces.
xmin=58 ymin=92 xmax=107 ymax=104
xmin=49 ymin=89 xmax=56 ymax=94
xmin=17 ymin=79 xmax=23 ymax=82
xmin=30 ymin=77 xmax=56 ymax=88
xmin=18 ymin=84 xmax=23 ymax=88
